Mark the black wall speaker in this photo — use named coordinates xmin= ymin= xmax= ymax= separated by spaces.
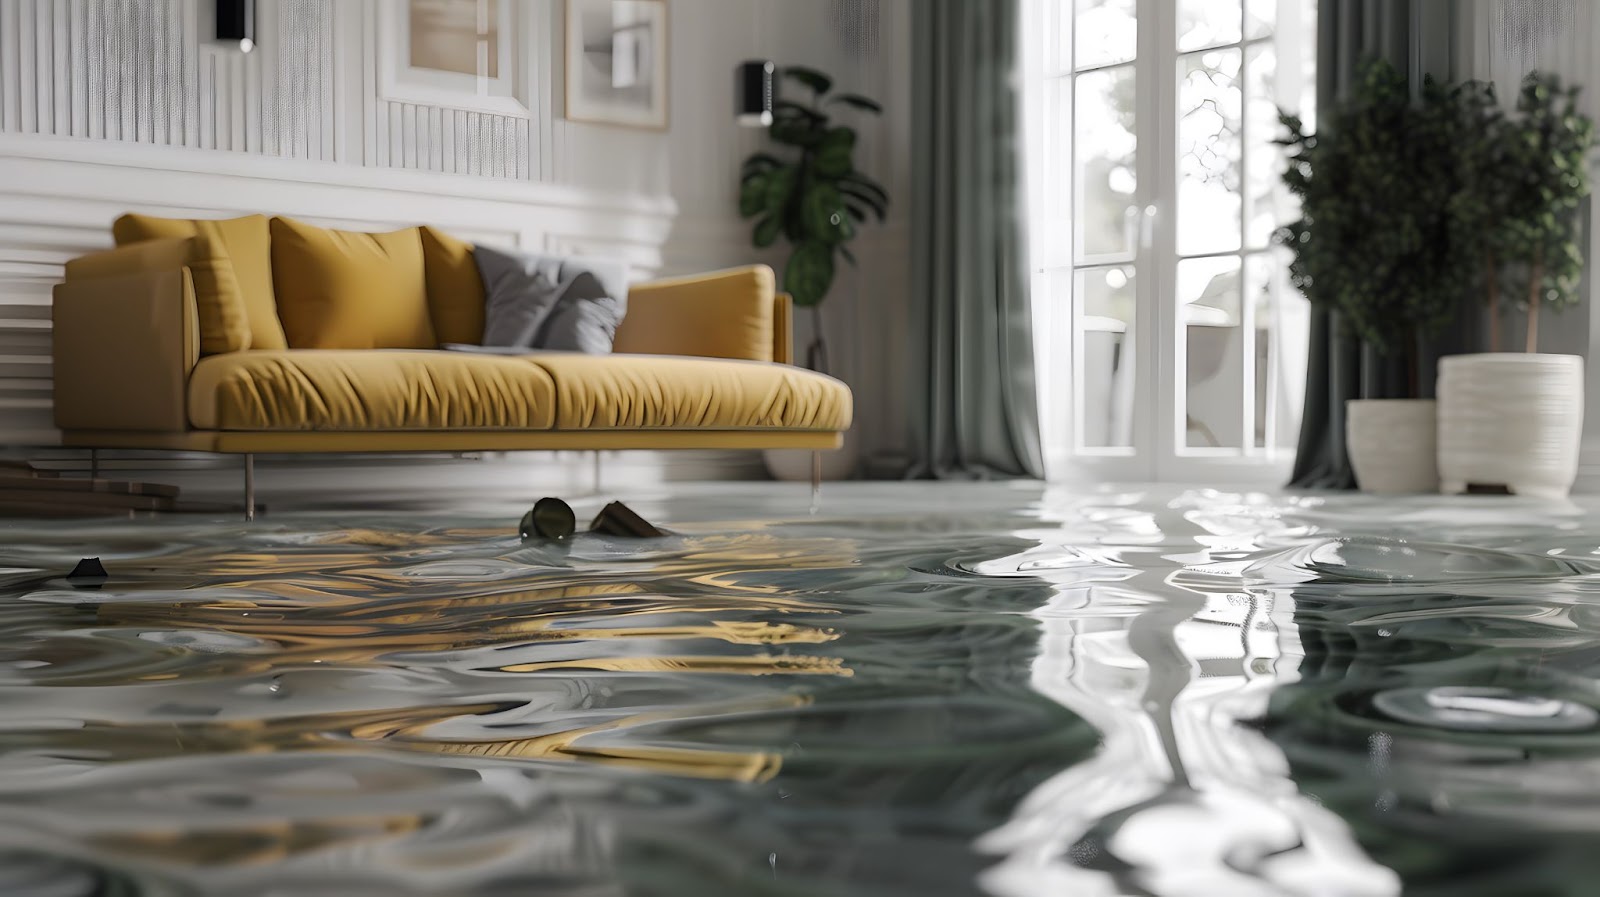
xmin=216 ymin=0 xmax=256 ymax=52
xmin=738 ymin=60 xmax=776 ymax=127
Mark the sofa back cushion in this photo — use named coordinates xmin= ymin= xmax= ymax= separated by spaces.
xmin=614 ymin=265 xmax=776 ymax=362
xmin=70 ymin=235 xmax=250 ymax=355
xmin=113 ymin=213 xmax=285 ymax=350
xmin=270 ymin=217 xmax=437 ymax=350
xmin=420 ymin=226 xmax=486 ymax=345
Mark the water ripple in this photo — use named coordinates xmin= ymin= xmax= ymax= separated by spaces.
xmin=0 ymin=489 xmax=1598 ymax=895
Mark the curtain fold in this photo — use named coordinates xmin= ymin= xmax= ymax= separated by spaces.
xmin=906 ymin=0 xmax=1044 ymax=480
xmin=1289 ymin=0 xmax=1474 ymax=488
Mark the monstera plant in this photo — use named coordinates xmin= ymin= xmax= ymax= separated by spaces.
xmin=739 ymin=65 xmax=888 ymax=372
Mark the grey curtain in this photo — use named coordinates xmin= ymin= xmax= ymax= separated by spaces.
xmin=1290 ymin=0 xmax=1473 ymax=488
xmin=906 ymin=0 xmax=1045 ymax=480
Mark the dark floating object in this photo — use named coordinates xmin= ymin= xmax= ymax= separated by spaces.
xmin=66 ymin=557 xmax=108 ymax=589
xmin=67 ymin=557 xmax=107 ymax=580
xmin=520 ymin=497 xmax=576 ymax=541
xmin=590 ymin=501 xmax=665 ymax=538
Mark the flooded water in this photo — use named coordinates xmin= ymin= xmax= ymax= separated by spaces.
xmin=0 ymin=485 xmax=1597 ymax=895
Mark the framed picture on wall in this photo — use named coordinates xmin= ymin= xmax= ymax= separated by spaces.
xmin=564 ymin=0 xmax=669 ymax=130
xmin=380 ymin=0 xmax=529 ymax=118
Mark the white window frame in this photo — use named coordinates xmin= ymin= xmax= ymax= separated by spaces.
xmin=1024 ymin=0 xmax=1315 ymax=484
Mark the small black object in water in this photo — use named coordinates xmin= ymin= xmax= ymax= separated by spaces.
xmin=66 ymin=557 xmax=108 ymax=586
xmin=589 ymin=501 xmax=665 ymax=538
xmin=520 ymin=498 xmax=577 ymax=541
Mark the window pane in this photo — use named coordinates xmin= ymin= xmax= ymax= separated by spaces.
xmin=1178 ymin=48 xmax=1242 ymax=255
xmin=1181 ymin=256 xmax=1243 ymax=449
xmin=1075 ymin=0 xmax=1136 ymax=69
xmin=1075 ymin=66 xmax=1138 ymax=258
xmin=1252 ymin=250 xmax=1310 ymax=449
xmin=1243 ymin=42 xmax=1278 ymax=248
xmin=1245 ymin=254 xmax=1272 ymax=449
xmin=1178 ymin=0 xmax=1242 ymax=51
xmin=1245 ymin=0 xmax=1275 ymax=38
xmin=1077 ymin=266 xmax=1137 ymax=449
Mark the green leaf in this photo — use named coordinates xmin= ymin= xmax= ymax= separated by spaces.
xmin=826 ymin=93 xmax=882 ymax=114
xmin=752 ymin=215 xmax=782 ymax=248
xmin=814 ymin=127 xmax=857 ymax=177
xmin=839 ymin=172 xmax=889 ymax=206
xmin=774 ymin=100 xmax=825 ymax=123
xmin=783 ymin=66 xmax=833 ymax=96
xmin=845 ymin=203 xmax=867 ymax=222
xmin=839 ymin=245 xmax=858 ymax=267
xmin=839 ymin=182 xmax=887 ymax=219
xmin=802 ymin=183 xmax=852 ymax=243
xmin=741 ymin=153 xmax=782 ymax=176
xmin=764 ymin=166 xmax=797 ymax=217
xmin=739 ymin=172 xmax=769 ymax=217
xmin=770 ymin=114 xmax=825 ymax=147
xmin=784 ymin=242 xmax=835 ymax=306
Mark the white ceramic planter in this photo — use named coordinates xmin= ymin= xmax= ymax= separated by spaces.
xmin=1437 ymin=353 xmax=1584 ymax=499
xmin=1347 ymin=399 xmax=1438 ymax=494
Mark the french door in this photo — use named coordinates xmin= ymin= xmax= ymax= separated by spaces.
xmin=1024 ymin=0 xmax=1317 ymax=482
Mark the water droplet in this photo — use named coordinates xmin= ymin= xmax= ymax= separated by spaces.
xmin=1373 ymin=686 xmax=1597 ymax=733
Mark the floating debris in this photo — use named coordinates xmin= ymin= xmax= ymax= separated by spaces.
xmin=520 ymin=498 xmax=577 ymax=541
xmin=66 ymin=557 xmax=107 ymax=580
xmin=589 ymin=501 xmax=665 ymax=538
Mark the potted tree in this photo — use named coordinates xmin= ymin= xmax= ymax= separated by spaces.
xmin=1437 ymin=73 xmax=1595 ymax=498
xmin=1277 ymin=61 xmax=1481 ymax=493
xmin=738 ymin=65 xmax=888 ymax=480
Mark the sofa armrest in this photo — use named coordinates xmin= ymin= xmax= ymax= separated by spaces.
xmin=53 ymin=267 xmax=199 ymax=432
xmin=614 ymin=264 xmax=788 ymax=363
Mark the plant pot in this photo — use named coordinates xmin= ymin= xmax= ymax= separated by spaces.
xmin=1346 ymin=399 xmax=1438 ymax=494
xmin=1437 ymin=353 xmax=1584 ymax=499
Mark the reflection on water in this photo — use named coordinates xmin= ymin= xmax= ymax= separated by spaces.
xmin=1 ymin=488 xmax=1598 ymax=894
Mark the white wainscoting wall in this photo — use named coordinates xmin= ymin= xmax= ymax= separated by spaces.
xmin=0 ymin=0 xmax=914 ymax=465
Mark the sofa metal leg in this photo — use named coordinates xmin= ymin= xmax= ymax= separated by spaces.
xmin=89 ymin=449 xmax=99 ymax=480
xmin=592 ymin=451 xmax=603 ymax=495
xmin=243 ymin=454 xmax=256 ymax=522
xmin=809 ymin=451 xmax=821 ymax=514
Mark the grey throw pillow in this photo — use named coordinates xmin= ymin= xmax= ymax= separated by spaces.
xmin=473 ymin=245 xmax=628 ymax=353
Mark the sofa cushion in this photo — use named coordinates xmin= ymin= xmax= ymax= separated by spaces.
xmin=113 ymin=213 xmax=285 ymax=350
xmin=613 ymin=265 xmax=775 ymax=362
xmin=476 ymin=245 xmax=628 ymax=352
xmin=67 ymin=235 xmax=250 ymax=355
xmin=270 ymin=218 xmax=437 ymax=350
xmin=189 ymin=350 xmax=557 ymax=431
xmin=526 ymin=353 xmax=852 ymax=431
xmin=420 ymin=226 xmax=486 ymax=346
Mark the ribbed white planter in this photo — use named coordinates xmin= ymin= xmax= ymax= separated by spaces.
xmin=1437 ymin=353 xmax=1584 ymax=499
xmin=1347 ymin=399 xmax=1438 ymax=494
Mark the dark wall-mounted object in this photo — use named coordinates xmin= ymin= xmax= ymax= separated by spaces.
xmin=216 ymin=0 xmax=256 ymax=53
xmin=737 ymin=60 xmax=776 ymax=127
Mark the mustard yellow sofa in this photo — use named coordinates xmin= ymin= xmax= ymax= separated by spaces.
xmin=52 ymin=214 xmax=852 ymax=514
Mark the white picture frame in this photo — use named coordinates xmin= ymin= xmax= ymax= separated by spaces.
xmin=379 ymin=0 xmax=529 ymax=119
xmin=564 ymin=0 xmax=670 ymax=130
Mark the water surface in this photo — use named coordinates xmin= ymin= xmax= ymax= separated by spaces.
xmin=0 ymin=486 xmax=1596 ymax=895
